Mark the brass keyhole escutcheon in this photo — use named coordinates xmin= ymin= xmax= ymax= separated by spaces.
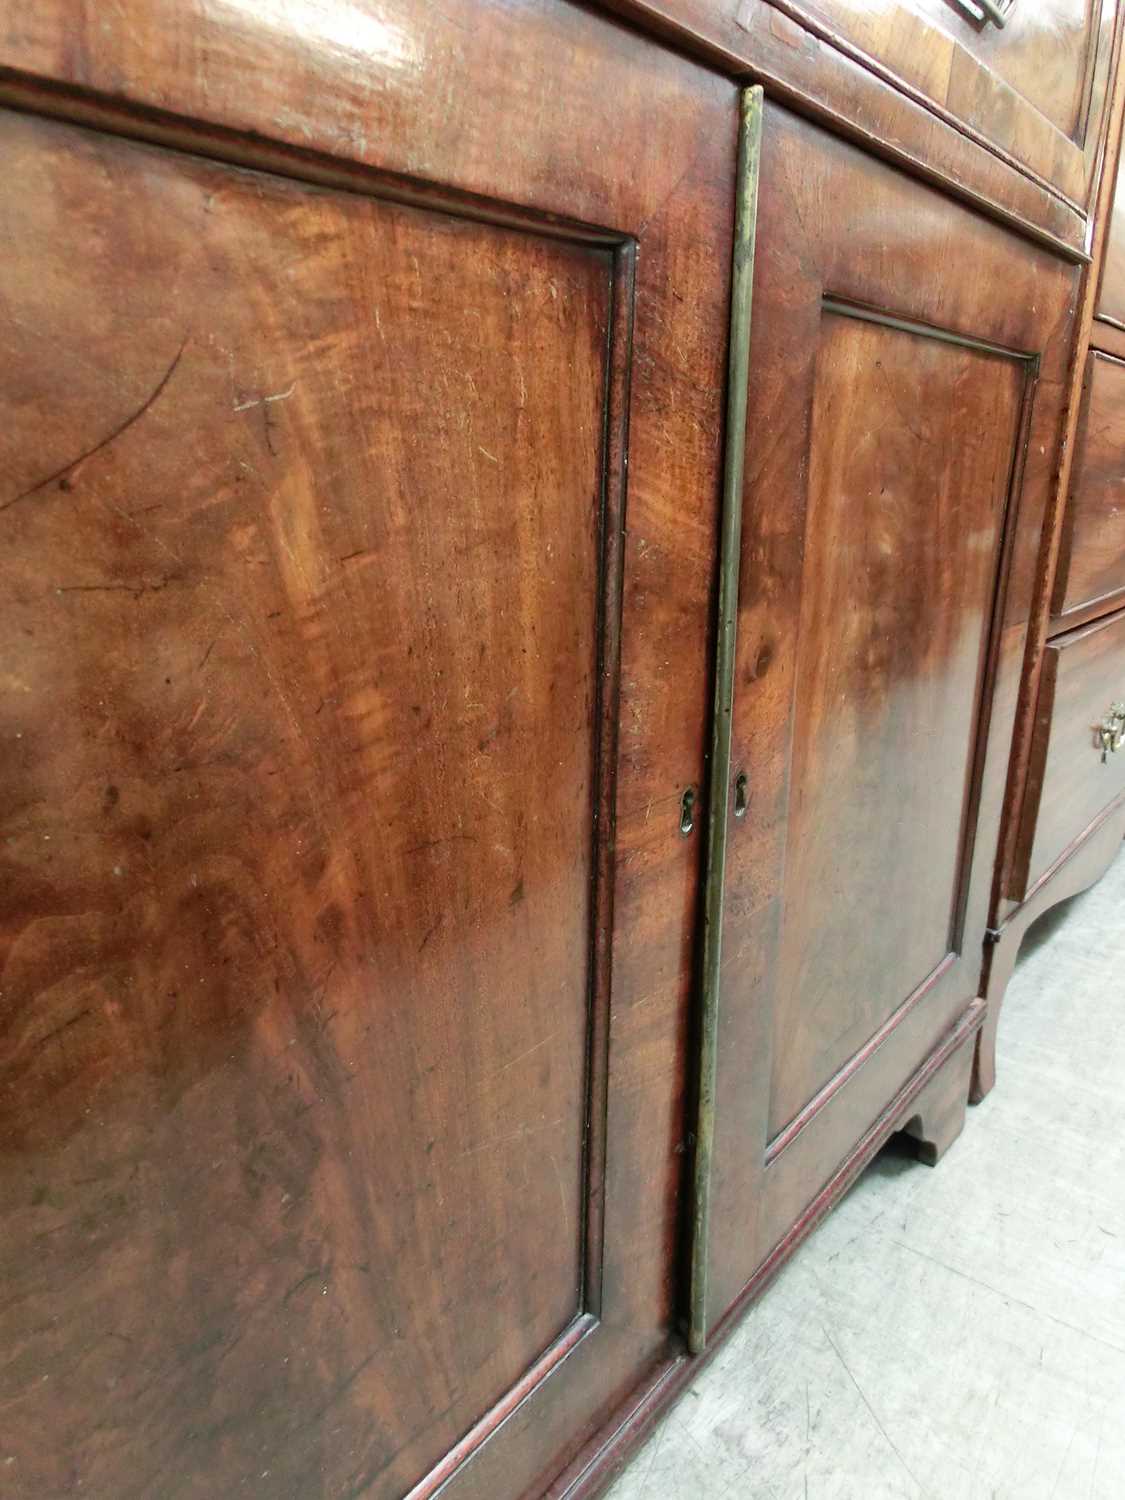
xmin=733 ymin=770 xmax=748 ymax=818
xmin=680 ymin=786 xmax=697 ymax=836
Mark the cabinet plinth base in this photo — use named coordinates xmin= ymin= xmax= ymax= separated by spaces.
xmin=972 ymin=798 xmax=1125 ymax=1104
xmin=899 ymin=1040 xmax=974 ymax=1165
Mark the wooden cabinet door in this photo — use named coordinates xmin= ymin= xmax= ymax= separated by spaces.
xmin=693 ymin=103 xmax=1078 ymax=1340
xmin=0 ymin=7 xmax=737 ymax=1497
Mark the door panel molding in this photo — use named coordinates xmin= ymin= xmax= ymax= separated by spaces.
xmin=764 ymin=950 xmax=957 ymax=1164
xmin=764 ymin=298 xmax=1032 ymax=1141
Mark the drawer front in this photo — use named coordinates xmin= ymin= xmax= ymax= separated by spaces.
xmin=1023 ymin=608 xmax=1125 ymax=890
xmin=1054 ymin=351 xmax=1125 ymax=622
xmin=1097 ymin=154 xmax=1125 ymax=329
xmin=758 ymin=0 xmax=1117 ymax=208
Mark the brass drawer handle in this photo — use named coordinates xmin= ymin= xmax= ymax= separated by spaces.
xmin=1094 ymin=701 xmax=1125 ymax=763
xmin=951 ymin=0 xmax=1011 ymax=27
xmin=976 ymin=0 xmax=1010 ymax=27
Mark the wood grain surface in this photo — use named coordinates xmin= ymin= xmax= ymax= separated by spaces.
xmin=700 ymin=101 xmax=1077 ymax=1337
xmin=1053 ymin=350 xmax=1125 ymax=621
xmin=768 ymin=307 xmax=1026 ymax=1141
xmin=1020 ymin=608 xmax=1125 ymax=890
xmin=0 ymin=0 xmax=741 ymax=1488
xmin=0 ymin=0 xmax=1094 ymax=257
xmin=754 ymin=0 xmax=1118 ymax=207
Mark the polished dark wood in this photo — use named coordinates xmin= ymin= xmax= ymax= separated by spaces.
xmin=974 ymin=794 xmax=1125 ymax=1101
xmin=709 ymin=1000 xmax=986 ymax=1329
xmin=992 ymin=44 xmax=1125 ymax=920
xmin=0 ymin=2 xmax=741 ymax=1491
xmin=898 ymin=1034 xmax=975 ymax=1169
xmin=1052 ymin=351 xmax=1125 ymax=623
xmin=699 ymin=102 xmax=1077 ymax=1338
xmin=767 ymin=307 xmax=1025 ymax=1143
xmin=553 ymin=999 xmax=984 ymax=1498
xmin=753 ymin=0 xmax=1119 ymax=210
xmin=981 ymin=33 xmax=1125 ymax=1124
xmin=0 ymin=0 xmax=1093 ymax=263
xmin=1096 ymin=150 xmax=1125 ymax=324
xmin=1091 ymin=316 xmax=1125 ymax=355
xmin=0 ymin=1 xmax=1111 ymax=1495
xmin=1014 ymin=607 xmax=1125 ymax=894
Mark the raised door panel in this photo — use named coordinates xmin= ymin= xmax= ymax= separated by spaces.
xmin=0 ymin=6 xmax=739 ymax=1495
xmin=699 ymin=104 xmax=1076 ymax=1336
xmin=0 ymin=110 xmax=604 ymax=1496
xmin=768 ymin=307 xmax=1027 ymax=1143
xmin=750 ymin=0 xmax=1117 ymax=209
xmin=1052 ymin=351 xmax=1125 ymax=623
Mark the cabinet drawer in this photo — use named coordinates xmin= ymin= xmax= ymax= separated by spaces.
xmin=1053 ymin=351 xmax=1125 ymax=623
xmin=757 ymin=0 xmax=1117 ymax=208
xmin=1021 ymin=608 xmax=1125 ymax=892
xmin=1096 ymin=154 xmax=1125 ymax=328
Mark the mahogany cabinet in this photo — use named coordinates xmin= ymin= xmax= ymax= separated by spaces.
xmin=0 ymin=0 xmax=1105 ymax=1496
xmin=977 ymin=41 xmax=1125 ymax=1103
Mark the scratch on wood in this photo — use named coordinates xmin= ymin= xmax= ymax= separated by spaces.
xmin=32 ymin=1008 xmax=92 ymax=1055
xmin=233 ymin=381 xmax=297 ymax=413
xmin=547 ymin=1151 xmax=570 ymax=1245
xmin=497 ymin=1034 xmax=554 ymax=1073
xmin=457 ymin=1117 xmax=565 ymax=1159
xmin=1 ymin=338 xmax=188 ymax=514
xmin=418 ymin=918 xmax=442 ymax=952
xmin=403 ymin=834 xmax=477 ymax=857
xmin=54 ymin=575 xmax=180 ymax=599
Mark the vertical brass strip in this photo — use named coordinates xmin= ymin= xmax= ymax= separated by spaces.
xmin=688 ymin=84 xmax=764 ymax=1356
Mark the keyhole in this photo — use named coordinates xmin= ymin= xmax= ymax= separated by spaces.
xmin=679 ymin=786 xmax=696 ymax=836
xmin=733 ymin=771 xmax=748 ymax=818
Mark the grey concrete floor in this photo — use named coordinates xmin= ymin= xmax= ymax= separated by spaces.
xmin=606 ymin=851 xmax=1125 ymax=1500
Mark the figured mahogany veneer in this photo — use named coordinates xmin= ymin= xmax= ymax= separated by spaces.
xmin=0 ymin=0 xmax=1096 ymax=260
xmin=1052 ymin=350 xmax=1125 ymax=624
xmin=0 ymin=5 xmax=741 ymax=1493
xmin=558 ymin=998 xmax=985 ymax=1495
xmin=1014 ymin=607 xmax=1125 ymax=892
xmin=766 ymin=304 xmax=1026 ymax=1143
xmin=1097 ymin=151 xmax=1125 ymax=324
xmin=695 ymin=103 xmax=1076 ymax=1339
xmin=977 ymin=21 xmax=1125 ymax=1108
xmin=753 ymin=0 xmax=1118 ymax=212
xmin=0 ymin=0 xmax=1109 ymax=1495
